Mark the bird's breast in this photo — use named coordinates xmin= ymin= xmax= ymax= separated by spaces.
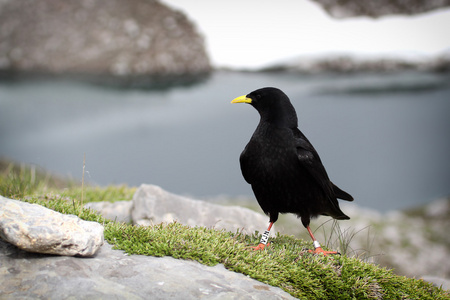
xmin=242 ymin=137 xmax=298 ymax=182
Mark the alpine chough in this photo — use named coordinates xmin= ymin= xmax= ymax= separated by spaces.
xmin=231 ymin=87 xmax=353 ymax=255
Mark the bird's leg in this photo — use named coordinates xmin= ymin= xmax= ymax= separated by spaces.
xmin=252 ymin=222 xmax=274 ymax=250
xmin=306 ymin=226 xmax=338 ymax=255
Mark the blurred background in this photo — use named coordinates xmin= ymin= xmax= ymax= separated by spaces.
xmin=1 ymin=0 xmax=449 ymax=279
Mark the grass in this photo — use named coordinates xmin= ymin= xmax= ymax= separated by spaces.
xmin=1 ymin=159 xmax=449 ymax=299
xmin=319 ymin=219 xmax=378 ymax=261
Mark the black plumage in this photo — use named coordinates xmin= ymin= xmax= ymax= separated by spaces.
xmin=232 ymin=87 xmax=353 ymax=254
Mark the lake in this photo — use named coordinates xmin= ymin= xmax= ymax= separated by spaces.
xmin=1 ymin=70 xmax=449 ymax=212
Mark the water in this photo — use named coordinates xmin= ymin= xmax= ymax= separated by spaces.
xmin=1 ymin=71 xmax=449 ymax=212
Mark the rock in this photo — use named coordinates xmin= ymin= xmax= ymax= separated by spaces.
xmin=85 ymin=200 xmax=133 ymax=223
xmin=421 ymin=276 xmax=450 ymax=291
xmin=261 ymin=52 xmax=450 ymax=74
xmin=424 ymin=198 xmax=450 ymax=218
xmin=131 ymin=184 xmax=274 ymax=236
xmin=0 ymin=239 xmax=295 ymax=299
xmin=311 ymin=0 xmax=450 ymax=18
xmin=0 ymin=196 xmax=104 ymax=257
xmin=0 ymin=0 xmax=210 ymax=77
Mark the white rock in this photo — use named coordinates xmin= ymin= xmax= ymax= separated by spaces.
xmin=85 ymin=200 xmax=132 ymax=223
xmin=131 ymin=184 xmax=274 ymax=235
xmin=0 ymin=196 xmax=104 ymax=257
xmin=425 ymin=198 xmax=449 ymax=218
xmin=421 ymin=276 xmax=450 ymax=291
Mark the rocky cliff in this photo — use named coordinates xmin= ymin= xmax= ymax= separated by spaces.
xmin=311 ymin=0 xmax=450 ymax=18
xmin=0 ymin=0 xmax=211 ymax=79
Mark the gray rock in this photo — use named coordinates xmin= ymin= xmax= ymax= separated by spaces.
xmin=85 ymin=200 xmax=133 ymax=223
xmin=0 ymin=196 xmax=104 ymax=257
xmin=421 ymin=276 xmax=450 ymax=291
xmin=262 ymin=52 xmax=450 ymax=74
xmin=0 ymin=0 xmax=210 ymax=76
xmin=0 ymin=239 xmax=295 ymax=299
xmin=311 ymin=0 xmax=450 ymax=18
xmin=131 ymin=184 xmax=274 ymax=236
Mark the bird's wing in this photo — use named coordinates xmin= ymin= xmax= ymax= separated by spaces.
xmin=239 ymin=144 xmax=253 ymax=184
xmin=293 ymin=128 xmax=353 ymax=217
xmin=293 ymin=127 xmax=353 ymax=202
xmin=292 ymin=128 xmax=334 ymax=196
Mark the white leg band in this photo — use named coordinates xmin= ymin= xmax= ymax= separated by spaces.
xmin=259 ymin=230 xmax=270 ymax=245
xmin=313 ymin=240 xmax=321 ymax=249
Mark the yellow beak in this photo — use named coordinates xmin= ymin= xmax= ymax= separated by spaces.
xmin=231 ymin=95 xmax=252 ymax=104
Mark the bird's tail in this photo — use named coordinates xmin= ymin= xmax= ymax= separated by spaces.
xmin=332 ymin=182 xmax=353 ymax=201
xmin=326 ymin=196 xmax=351 ymax=220
xmin=334 ymin=214 xmax=350 ymax=220
xmin=323 ymin=206 xmax=350 ymax=220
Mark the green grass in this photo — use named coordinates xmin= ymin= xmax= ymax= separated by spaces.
xmin=1 ymin=160 xmax=449 ymax=299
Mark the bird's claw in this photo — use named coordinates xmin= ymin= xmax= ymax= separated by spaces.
xmin=252 ymin=243 xmax=270 ymax=251
xmin=307 ymin=247 xmax=340 ymax=256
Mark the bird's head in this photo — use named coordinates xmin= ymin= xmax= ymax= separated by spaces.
xmin=231 ymin=87 xmax=298 ymax=128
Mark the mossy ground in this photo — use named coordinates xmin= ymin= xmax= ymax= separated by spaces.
xmin=1 ymin=160 xmax=449 ymax=299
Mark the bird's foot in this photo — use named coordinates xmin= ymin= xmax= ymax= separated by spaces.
xmin=308 ymin=247 xmax=340 ymax=256
xmin=252 ymin=243 xmax=270 ymax=251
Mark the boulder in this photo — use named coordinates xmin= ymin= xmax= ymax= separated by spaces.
xmin=0 ymin=239 xmax=295 ymax=299
xmin=311 ymin=0 xmax=450 ymax=18
xmin=0 ymin=196 xmax=104 ymax=257
xmin=85 ymin=200 xmax=133 ymax=223
xmin=0 ymin=0 xmax=210 ymax=77
xmin=130 ymin=184 xmax=274 ymax=235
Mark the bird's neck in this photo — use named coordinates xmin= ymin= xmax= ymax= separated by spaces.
xmin=260 ymin=108 xmax=298 ymax=129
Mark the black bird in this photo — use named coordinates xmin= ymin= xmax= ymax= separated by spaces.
xmin=231 ymin=87 xmax=353 ymax=255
